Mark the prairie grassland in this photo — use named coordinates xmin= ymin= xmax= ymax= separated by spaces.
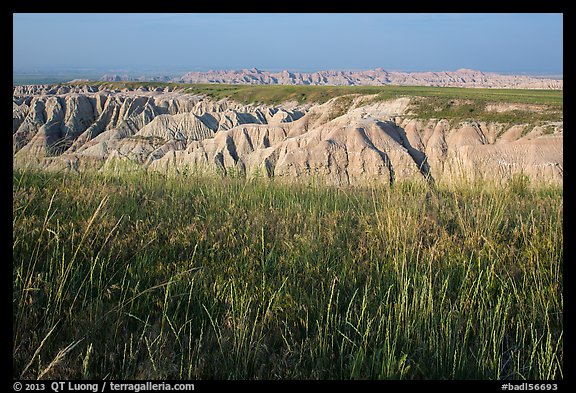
xmin=13 ymin=168 xmax=562 ymax=380
xmin=67 ymin=81 xmax=563 ymax=107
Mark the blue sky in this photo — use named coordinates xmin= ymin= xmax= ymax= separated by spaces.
xmin=13 ymin=13 xmax=563 ymax=75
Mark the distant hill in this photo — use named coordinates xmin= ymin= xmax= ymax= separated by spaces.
xmin=99 ymin=74 xmax=171 ymax=83
xmin=170 ymin=67 xmax=563 ymax=90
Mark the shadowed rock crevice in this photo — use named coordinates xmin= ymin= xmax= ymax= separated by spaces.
xmin=225 ymin=135 xmax=239 ymax=163
xmin=395 ymin=124 xmax=434 ymax=185
xmin=377 ymin=120 xmax=434 ymax=185
xmin=355 ymin=126 xmax=395 ymax=186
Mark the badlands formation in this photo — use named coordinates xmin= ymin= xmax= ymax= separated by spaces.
xmin=13 ymin=84 xmax=563 ymax=186
xmin=99 ymin=68 xmax=563 ymax=90
xmin=171 ymin=68 xmax=562 ymax=90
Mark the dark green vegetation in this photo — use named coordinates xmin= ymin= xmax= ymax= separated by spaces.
xmin=408 ymin=97 xmax=561 ymax=125
xmin=13 ymin=169 xmax=562 ymax=379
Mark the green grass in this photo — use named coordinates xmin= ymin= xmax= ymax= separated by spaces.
xmin=408 ymin=96 xmax=562 ymax=125
xmin=13 ymin=169 xmax=562 ymax=380
xmin=65 ymin=81 xmax=563 ymax=107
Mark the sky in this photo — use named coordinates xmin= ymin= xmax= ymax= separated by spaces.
xmin=13 ymin=13 xmax=563 ymax=75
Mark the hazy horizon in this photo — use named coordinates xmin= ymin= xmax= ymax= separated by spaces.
xmin=12 ymin=65 xmax=565 ymax=77
xmin=13 ymin=13 xmax=563 ymax=77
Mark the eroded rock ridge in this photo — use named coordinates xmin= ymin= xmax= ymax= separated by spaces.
xmin=13 ymin=84 xmax=563 ymax=185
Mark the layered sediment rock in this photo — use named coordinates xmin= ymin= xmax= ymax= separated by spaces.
xmin=13 ymin=84 xmax=563 ymax=185
xmin=174 ymin=68 xmax=563 ymax=90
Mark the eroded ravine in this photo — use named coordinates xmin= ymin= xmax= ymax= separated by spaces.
xmin=13 ymin=84 xmax=563 ymax=186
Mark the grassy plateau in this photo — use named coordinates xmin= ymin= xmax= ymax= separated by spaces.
xmin=13 ymin=168 xmax=562 ymax=380
xmin=64 ymin=81 xmax=563 ymax=126
xmin=68 ymin=81 xmax=562 ymax=106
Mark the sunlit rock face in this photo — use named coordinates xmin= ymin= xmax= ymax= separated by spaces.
xmin=13 ymin=85 xmax=563 ymax=186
